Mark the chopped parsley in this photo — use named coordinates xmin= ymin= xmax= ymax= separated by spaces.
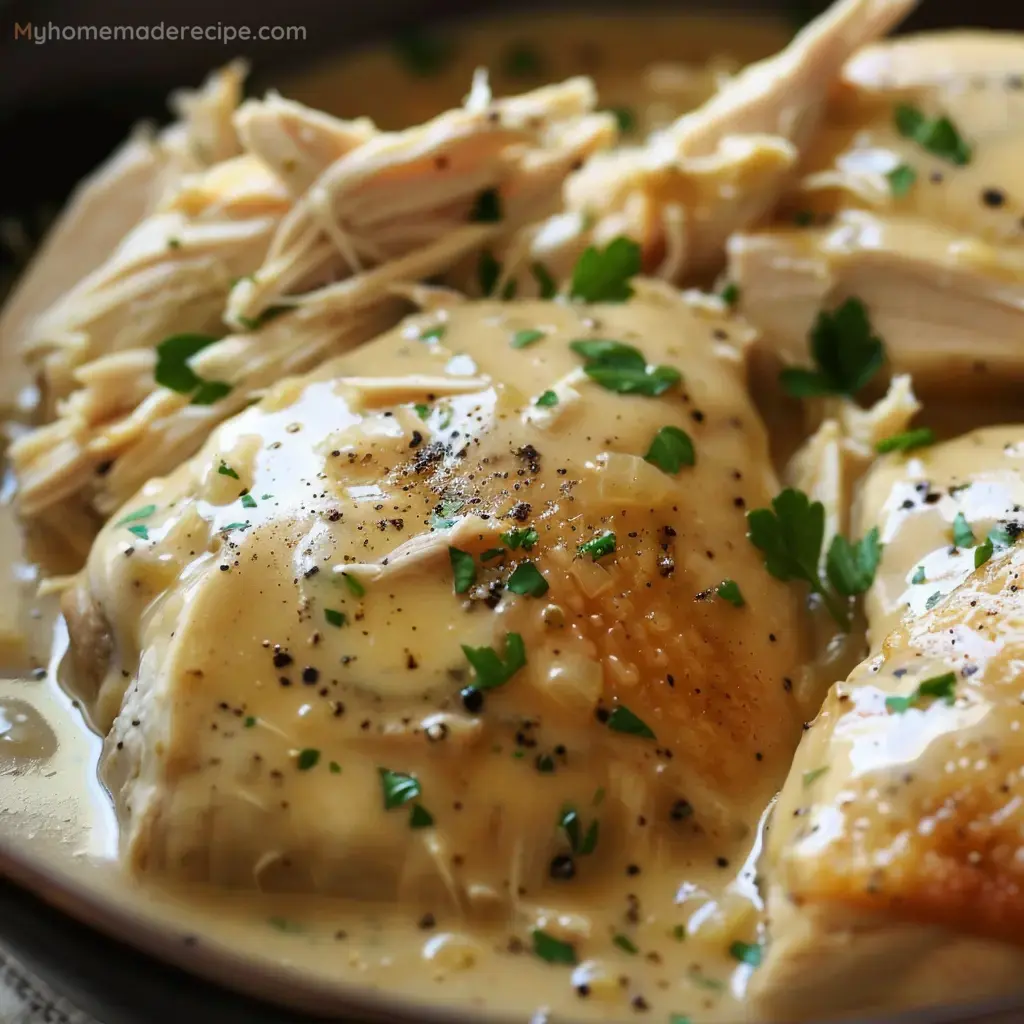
xmin=393 ymin=29 xmax=453 ymax=76
xmin=507 ymin=561 xmax=549 ymax=597
xmin=325 ymin=608 xmax=346 ymax=628
xmin=885 ymin=671 xmax=957 ymax=714
xmin=895 ymin=103 xmax=971 ymax=165
xmin=127 ymin=525 xmax=149 ymax=540
xmin=952 ymin=512 xmax=975 ymax=549
xmin=672 ymin=924 xmax=686 ymax=941
xmin=925 ymin=590 xmax=943 ymax=611
xmin=236 ymin=305 xmax=290 ymax=332
xmin=481 ymin=548 xmax=505 ymax=561
xmin=240 ymin=492 xmax=257 ymax=509
xmin=644 ymin=425 xmax=695 ymax=473
xmin=155 ymin=333 xmax=232 ymax=405
xmin=379 ymin=768 xmax=421 ymax=809
xmin=218 ymin=462 xmax=239 ymax=479
xmin=501 ymin=526 xmax=538 ymax=551
xmin=116 ymin=504 xmax=156 ymax=526
xmin=716 ymin=579 xmax=745 ymax=607
xmin=511 ymin=328 xmax=545 ymax=349
xmin=478 ymin=250 xmax=502 ymax=297
xmin=912 ymin=565 xmax=926 ymax=585
xmin=670 ymin=1017 xmax=692 ymax=1024
xmin=222 ymin=522 xmax=250 ymax=532
xmin=578 ymin=531 xmax=616 ymax=561
xmin=719 ymin=282 xmax=740 ymax=306
xmin=431 ymin=497 xmax=465 ymax=530
xmin=409 ymin=804 xmax=435 ymax=829
xmin=974 ymin=524 xmax=1018 ymax=569
xmin=531 ymin=262 xmax=557 ymax=299
xmin=612 ymin=934 xmax=639 ymax=955
xmin=570 ymin=339 xmax=681 ymax=396
xmin=560 ymin=805 xmax=599 ymax=855
xmin=729 ymin=940 xmax=763 ymax=967
xmin=975 ymin=538 xmax=994 ymax=569
xmin=569 ymin=237 xmax=641 ymax=303
xmin=606 ymin=106 xmax=637 ymax=134
xmin=503 ymin=41 xmax=543 ymax=77
xmin=470 ymin=188 xmax=503 ymax=223
xmin=268 ymin=917 xmax=303 ymax=934
xmin=779 ymin=298 xmax=884 ymax=399
xmin=536 ymin=389 xmax=559 ymax=407
xmin=329 ymin=761 xmax=342 ymax=774
xmin=420 ymin=324 xmax=446 ymax=343
xmin=876 ymin=427 xmax=935 ymax=454
xmin=244 ymin=716 xmax=257 ymax=728
xmin=296 ymin=748 xmax=320 ymax=771
xmin=341 ymin=573 xmax=366 ymax=598
xmin=414 ymin=403 xmax=430 ymax=420
xmin=887 ymin=163 xmax=917 ymax=197
xmin=606 ymin=705 xmax=655 ymax=739
xmin=802 ymin=766 xmax=829 ymax=787
xmin=461 ymin=632 xmax=527 ymax=691
xmin=531 ymin=929 xmax=577 ymax=965
xmin=448 ymin=547 xmax=477 ymax=594
xmin=747 ymin=488 xmax=881 ymax=630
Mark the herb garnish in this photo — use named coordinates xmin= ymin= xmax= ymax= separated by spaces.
xmin=895 ymin=104 xmax=971 ymax=165
xmin=379 ymin=768 xmax=421 ymax=808
xmin=716 ymin=579 xmax=745 ymax=607
xmin=155 ymin=333 xmax=232 ymax=405
xmin=578 ymin=531 xmax=616 ymax=561
xmin=974 ymin=524 xmax=1018 ymax=569
xmin=394 ymin=29 xmax=453 ymax=76
xmin=414 ymin=403 xmax=430 ymax=420
xmin=244 ymin=716 xmax=257 ymax=728
xmin=503 ymin=41 xmax=543 ymax=77
xmin=952 ymin=512 xmax=975 ymax=549
xmin=802 ymin=766 xmax=829 ymax=787
xmin=501 ymin=526 xmax=538 ymax=551
xmin=607 ymin=106 xmax=637 ymax=134
xmin=461 ymin=632 xmax=527 ymax=691
xmin=218 ymin=462 xmax=239 ymax=479
xmin=536 ymin=390 xmax=559 ymax=407
xmin=747 ymin=488 xmax=881 ymax=630
xmin=116 ymin=504 xmax=156 ymax=527
xmin=532 ymin=929 xmax=577 ymax=965
xmin=975 ymin=538 xmax=994 ymax=568
xmin=222 ymin=522 xmax=250 ymax=532
xmin=876 ymin=427 xmax=935 ymax=454
xmin=729 ymin=941 xmax=763 ymax=967
xmin=329 ymin=761 xmax=342 ymax=774
xmin=325 ymin=608 xmax=346 ymax=628
xmin=779 ymin=298 xmax=884 ymax=399
xmin=912 ymin=565 xmax=926 ymax=585
xmin=569 ymin=237 xmax=641 ymax=303
xmin=449 ymin=547 xmax=477 ymax=594
xmin=241 ymin=492 xmax=257 ymax=509
xmin=719 ymin=282 xmax=739 ymax=306
xmin=507 ymin=561 xmax=549 ymax=597
xmin=887 ymin=163 xmax=917 ymax=197
xmin=478 ymin=251 xmax=502 ymax=297
xmin=613 ymin=934 xmax=639 ymax=955
xmin=420 ymin=324 xmax=446 ymax=343
xmin=570 ymin=339 xmax=681 ymax=396
xmin=670 ymin=1016 xmax=692 ymax=1024
xmin=644 ymin=425 xmax=695 ymax=473
xmin=296 ymin=748 xmax=320 ymax=771
xmin=560 ymin=805 xmax=599 ymax=855
xmin=431 ymin=497 xmax=465 ymax=530
xmin=531 ymin=262 xmax=557 ymax=299
xmin=127 ymin=525 xmax=149 ymax=540
xmin=470 ymin=188 xmax=503 ymax=223
xmin=409 ymin=804 xmax=435 ymax=829
xmin=341 ymin=573 xmax=366 ymax=598
xmin=512 ymin=328 xmax=545 ymax=349
xmin=606 ymin=705 xmax=655 ymax=739
xmin=925 ymin=590 xmax=942 ymax=611
xmin=885 ymin=671 xmax=957 ymax=713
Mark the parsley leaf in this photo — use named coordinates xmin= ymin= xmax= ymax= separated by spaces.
xmin=116 ymin=504 xmax=156 ymax=526
xmin=409 ymin=804 xmax=435 ymax=829
xmin=296 ymin=748 xmax=320 ymax=771
xmin=975 ymin=524 xmax=1019 ymax=570
xmin=779 ymin=298 xmax=885 ymax=399
xmin=912 ymin=565 xmax=926 ymax=585
xmin=876 ymin=427 xmax=935 ymax=454
xmin=127 ymin=525 xmax=149 ymax=540
xmin=155 ymin=333 xmax=218 ymax=393
xmin=719 ymin=282 xmax=739 ymax=306
xmin=324 ymin=608 xmax=346 ymax=628
xmin=341 ymin=573 xmax=366 ymax=598
xmin=885 ymin=671 xmax=957 ymax=713
xmin=449 ymin=547 xmax=477 ymax=594
xmin=536 ymin=390 xmax=559 ymax=407
xmin=952 ymin=512 xmax=975 ymax=549
xmin=606 ymin=705 xmax=655 ymax=739
xmin=394 ymin=29 xmax=453 ymax=76
xmin=470 ymin=188 xmax=503 ymax=223
xmin=512 ymin=328 xmax=545 ymax=349
xmin=729 ymin=941 xmax=763 ymax=967
xmin=507 ymin=561 xmax=549 ymax=597
xmin=531 ymin=262 xmax=557 ymax=299
xmin=606 ymin=106 xmax=637 ymax=134
xmin=570 ymin=339 xmax=681 ymax=396
xmin=887 ymin=163 xmax=917 ymax=197
xmin=379 ymin=768 xmax=421 ymax=809
xmin=578 ymin=531 xmax=616 ymax=561
xmin=532 ymin=929 xmax=577 ymax=965
xmin=420 ymin=324 xmax=446 ymax=343
xmin=560 ymin=806 xmax=599 ymax=855
xmin=414 ymin=403 xmax=431 ymax=420
xmin=715 ymin=579 xmax=744 ymax=607
xmin=461 ymin=632 xmax=527 ymax=691
xmin=240 ymin=492 xmax=257 ymax=509
xmin=569 ymin=237 xmax=642 ymax=303
xmin=925 ymin=590 xmax=943 ymax=611
xmin=613 ymin=934 xmax=639 ymax=955
xmin=218 ymin=462 xmax=239 ymax=479
xmin=501 ymin=527 xmax=538 ymax=551
xmin=191 ymin=380 xmax=233 ymax=406
xmin=802 ymin=766 xmax=829 ymax=787
xmin=644 ymin=426 xmax=695 ymax=473
xmin=826 ymin=527 xmax=882 ymax=597
xmin=975 ymin=538 xmax=994 ymax=569
xmin=895 ymin=104 xmax=971 ymax=165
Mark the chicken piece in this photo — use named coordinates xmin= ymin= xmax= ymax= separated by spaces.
xmin=0 ymin=62 xmax=245 ymax=404
xmin=753 ymin=426 xmax=1024 ymax=1020
xmin=730 ymin=33 xmax=1024 ymax=395
xmin=62 ymin=290 xmax=807 ymax=907
xmin=480 ymin=0 xmax=916 ymax=296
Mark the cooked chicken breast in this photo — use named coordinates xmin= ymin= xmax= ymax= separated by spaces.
xmin=730 ymin=33 xmax=1024 ymax=394
xmin=62 ymin=289 xmax=809 ymax=908
xmin=753 ymin=427 xmax=1024 ymax=1020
